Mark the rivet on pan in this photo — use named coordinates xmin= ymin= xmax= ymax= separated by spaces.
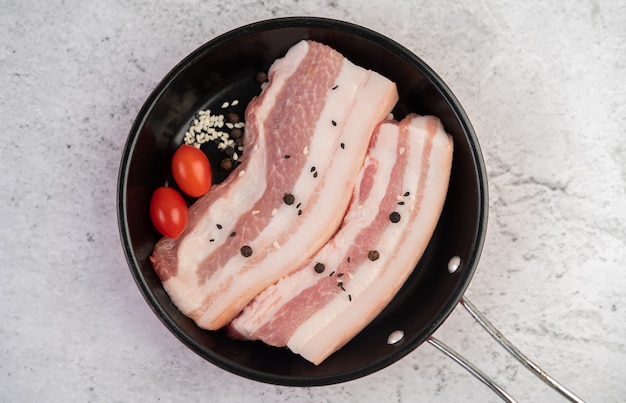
xmin=387 ymin=330 xmax=405 ymax=345
xmin=448 ymin=256 xmax=461 ymax=274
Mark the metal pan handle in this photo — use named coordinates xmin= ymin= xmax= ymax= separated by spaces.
xmin=427 ymin=296 xmax=585 ymax=403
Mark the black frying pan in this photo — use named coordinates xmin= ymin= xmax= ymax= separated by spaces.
xmin=117 ymin=16 xmax=488 ymax=386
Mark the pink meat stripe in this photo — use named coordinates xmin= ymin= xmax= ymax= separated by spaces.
xmin=150 ymin=40 xmax=398 ymax=330
xmin=229 ymin=114 xmax=453 ymax=365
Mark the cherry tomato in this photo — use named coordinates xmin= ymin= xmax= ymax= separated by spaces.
xmin=172 ymin=145 xmax=212 ymax=197
xmin=150 ymin=187 xmax=188 ymax=239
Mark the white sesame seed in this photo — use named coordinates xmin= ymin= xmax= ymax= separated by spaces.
xmin=253 ymin=144 xmax=259 ymax=151
xmin=238 ymin=146 xmax=244 ymax=151
xmin=238 ymin=169 xmax=245 ymax=177
xmin=271 ymin=208 xmax=278 ymax=216
xmin=399 ymin=147 xmax=405 ymax=155
xmin=251 ymin=210 xmax=260 ymax=215
xmin=233 ymin=153 xmax=239 ymax=161
xmin=303 ymin=146 xmax=309 ymax=155
xmin=273 ymin=241 xmax=280 ymax=249
xmin=231 ymin=100 xmax=239 ymax=106
xmin=221 ymin=102 xmax=229 ymax=108
xmin=226 ymin=123 xmax=234 ymax=129
xmin=397 ymin=195 xmax=404 ymax=201
xmin=357 ymin=204 xmax=364 ymax=209
xmin=234 ymin=122 xmax=244 ymax=128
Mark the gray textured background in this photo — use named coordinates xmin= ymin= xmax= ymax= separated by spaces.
xmin=1 ymin=1 xmax=624 ymax=402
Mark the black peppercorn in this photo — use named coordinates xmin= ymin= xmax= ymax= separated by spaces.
xmin=240 ymin=245 xmax=253 ymax=257
xmin=368 ymin=250 xmax=380 ymax=261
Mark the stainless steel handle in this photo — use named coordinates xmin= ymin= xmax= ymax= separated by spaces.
xmin=427 ymin=336 xmax=517 ymax=402
xmin=428 ymin=296 xmax=585 ymax=402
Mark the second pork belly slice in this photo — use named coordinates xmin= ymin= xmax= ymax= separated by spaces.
xmin=228 ymin=114 xmax=454 ymax=365
xmin=150 ymin=40 xmax=399 ymax=330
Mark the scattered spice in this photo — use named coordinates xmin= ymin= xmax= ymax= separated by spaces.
xmin=310 ymin=166 xmax=316 ymax=172
xmin=298 ymin=209 xmax=302 ymax=216
xmin=337 ymin=273 xmax=344 ymax=277
xmin=329 ymin=271 xmax=335 ymax=277
xmin=210 ymin=239 xmax=215 ymax=242
xmin=256 ymin=72 xmax=268 ymax=83
xmin=216 ymin=224 xmax=223 ymax=230
xmin=220 ymin=158 xmax=233 ymax=170
xmin=183 ymin=106 xmax=245 ymax=161
xmin=284 ymin=154 xmax=291 ymax=159
xmin=348 ymin=294 xmax=352 ymax=302
xmin=338 ymin=281 xmax=346 ymax=291
xmin=240 ymin=245 xmax=253 ymax=257
xmin=331 ymin=120 xmax=337 ymax=126
xmin=340 ymin=142 xmax=345 ymax=149
xmin=389 ymin=212 xmax=401 ymax=223
xmin=347 ymin=256 xmax=351 ymax=263
xmin=283 ymin=193 xmax=295 ymax=205
xmin=227 ymin=113 xmax=240 ymax=123
xmin=230 ymin=231 xmax=236 ymax=237
xmin=230 ymin=128 xmax=243 ymax=139
xmin=398 ymin=201 xmax=405 ymax=206
xmin=296 ymin=202 xmax=301 ymax=209
xmin=313 ymin=171 xmax=318 ymax=178
xmin=368 ymin=250 xmax=380 ymax=261
xmin=314 ymin=263 xmax=325 ymax=273
xmin=332 ymin=84 xmax=338 ymax=90
xmin=404 ymin=191 xmax=410 ymax=197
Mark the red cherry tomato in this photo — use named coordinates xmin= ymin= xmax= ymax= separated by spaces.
xmin=150 ymin=187 xmax=188 ymax=239
xmin=172 ymin=145 xmax=212 ymax=197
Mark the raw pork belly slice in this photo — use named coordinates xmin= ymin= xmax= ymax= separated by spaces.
xmin=150 ymin=40 xmax=399 ymax=330
xmin=228 ymin=114 xmax=453 ymax=365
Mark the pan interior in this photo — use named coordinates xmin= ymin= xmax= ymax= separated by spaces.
xmin=118 ymin=17 xmax=487 ymax=386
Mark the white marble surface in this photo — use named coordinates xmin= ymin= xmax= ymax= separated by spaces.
xmin=1 ymin=0 xmax=624 ymax=402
